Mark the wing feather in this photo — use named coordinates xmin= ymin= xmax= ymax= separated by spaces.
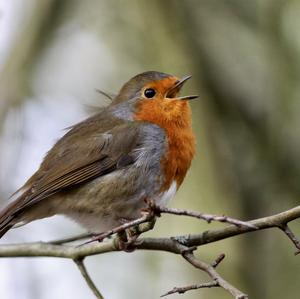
xmin=0 ymin=119 xmax=145 ymax=231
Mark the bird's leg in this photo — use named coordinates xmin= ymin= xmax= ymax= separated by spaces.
xmin=135 ymin=200 xmax=159 ymax=233
xmin=82 ymin=206 xmax=157 ymax=247
xmin=115 ymin=215 xmax=157 ymax=252
xmin=114 ymin=221 xmax=140 ymax=252
xmin=115 ymin=229 xmax=138 ymax=252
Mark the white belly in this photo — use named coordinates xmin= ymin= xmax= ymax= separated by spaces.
xmin=156 ymin=180 xmax=177 ymax=206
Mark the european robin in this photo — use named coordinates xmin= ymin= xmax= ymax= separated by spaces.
xmin=0 ymin=71 xmax=197 ymax=239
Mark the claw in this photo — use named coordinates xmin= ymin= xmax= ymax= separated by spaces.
xmin=114 ymin=230 xmax=138 ymax=252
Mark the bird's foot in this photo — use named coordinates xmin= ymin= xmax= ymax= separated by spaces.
xmin=143 ymin=199 xmax=162 ymax=217
xmin=114 ymin=229 xmax=139 ymax=252
xmin=114 ymin=216 xmax=157 ymax=252
xmin=82 ymin=210 xmax=157 ymax=246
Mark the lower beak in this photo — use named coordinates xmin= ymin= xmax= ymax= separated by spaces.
xmin=166 ymin=75 xmax=198 ymax=100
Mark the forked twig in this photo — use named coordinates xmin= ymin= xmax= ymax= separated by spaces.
xmin=80 ymin=202 xmax=256 ymax=247
xmin=81 ymin=212 xmax=154 ymax=245
xmin=155 ymin=205 xmax=257 ymax=229
xmin=161 ymin=280 xmax=219 ymax=297
xmin=161 ymin=252 xmax=226 ymax=297
xmin=74 ymin=258 xmax=104 ymax=299
xmin=183 ymin=252 xmax=248 ymax=299
xmin=278 ymin=223 xmax=300 ymax=255
xmin=1 ymin=205 xmax=300 ymax=298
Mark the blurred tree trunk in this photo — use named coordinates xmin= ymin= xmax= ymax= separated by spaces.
xmin=0 ymin=0 xmax=64 ymax=197
xmin=0 ymin=0 xmax=62 ymax=117
xmin=155 ymin=1 xmax=300 ymax=298
xmin=1 ymin=1 xmax=300 ymax=298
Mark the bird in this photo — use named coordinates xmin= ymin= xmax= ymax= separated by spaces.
xmin=0 ymin=71 xmax=197 ymax=240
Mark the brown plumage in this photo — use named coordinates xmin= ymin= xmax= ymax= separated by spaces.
xmin=0 ymin=71 xmax=197 ymax=238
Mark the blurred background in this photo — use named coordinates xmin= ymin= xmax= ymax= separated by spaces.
xmin=0 ymin=0 xmax=300 ymax=298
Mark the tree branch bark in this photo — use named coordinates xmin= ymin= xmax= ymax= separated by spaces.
xmin=0 ymin=205 xmax=300 ymax=298
xmin=74 ymin=258 xmax=104 ymax=299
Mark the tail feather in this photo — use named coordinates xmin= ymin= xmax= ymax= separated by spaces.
xmin=0 ymin=222 xmax=14 ymax=239
xmin=0 ymin=193 xmax=28 ymax=239
xmin=0 ymin=203 xmax=18 ymax=238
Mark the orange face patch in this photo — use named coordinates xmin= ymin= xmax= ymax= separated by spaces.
xmin=134 ymin=77 xmax=196 ymax=192
xmin=142 ymin=77 xmax=179 ymax=98
xmin=135 ymin=76 xmax=189 ymax=124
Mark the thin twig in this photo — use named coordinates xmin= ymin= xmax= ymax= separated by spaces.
xmin=161 ymin=280 xmax=219 ymax=297
xmin=155 ymin=205 xmax=257 ymax=229
xmin=50 ymin=232 xmax=93 ymax=245
xmin=158 ymin=238 xmax=247 ymax=299
xmin=1 ymin=206 xmax=300 ymax=258
xmin=81 ymin=212 xmax=154 ymax=245
xmin=1 ymin=206 xmax=300 ymax=299
xmin=74 ymin=258 xmax=104 ymax=299
xmin=183 ymin=252 xmax=248 ymax=299
xmin=211 ymin=253 xmax=226 ymax=268
xmin=278 ymin=224 xmax=300 ymax=255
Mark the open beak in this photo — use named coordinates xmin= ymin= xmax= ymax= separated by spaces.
xmin=166 ymin=75 xmax=198 ymax=100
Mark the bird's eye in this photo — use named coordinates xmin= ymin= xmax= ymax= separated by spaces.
xmin=144 ymin=88 xmax=156 ymax=98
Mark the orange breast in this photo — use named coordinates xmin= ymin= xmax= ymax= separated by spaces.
xmin=134 ymin=99 xmax=195 ymax=192
xmin=160 ymin=121 xmax=195 ymax=190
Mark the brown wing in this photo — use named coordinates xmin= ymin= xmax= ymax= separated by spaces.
xmin=0 ymin=118 xmax=142 ymax=234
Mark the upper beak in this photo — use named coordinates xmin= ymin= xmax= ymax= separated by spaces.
xmin=166 ymin=75 xmax=198 ymax=100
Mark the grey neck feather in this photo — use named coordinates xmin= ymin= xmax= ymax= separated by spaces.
xmin=109 ymin=97 xmax=140 ymax=121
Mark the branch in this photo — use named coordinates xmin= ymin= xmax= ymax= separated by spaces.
xmin=82 ymin=212 xmax=154 ymax=245
xmin=211 ymin=253 xmax=226 ymax=268
xmin=0 ymin=206 xmax=300 ymax=298
xmin=156 ymin=205 xmax=257 ymax=228
xmin=278 ymin=224 xmax=300 ymax=255
xmin=161 ymin=253 xmax=226 ymax=297
xmin=79 ymin=202 xmax=256 ymax=247
xmin=183 ymin=252 xmax=247 ymax=299
xmin=50 ymin=232 xmax=93 ymax=245
xmin=161 ymin=280 xmax=219 ymax=297
xmin=175 ymin=205 xmax=300 ymax=249
xmin=74 ymin=258 xmax=104 ymax=299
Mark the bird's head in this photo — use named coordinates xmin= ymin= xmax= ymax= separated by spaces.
xmin=113 ymin=71 xmax=198 ymax=127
